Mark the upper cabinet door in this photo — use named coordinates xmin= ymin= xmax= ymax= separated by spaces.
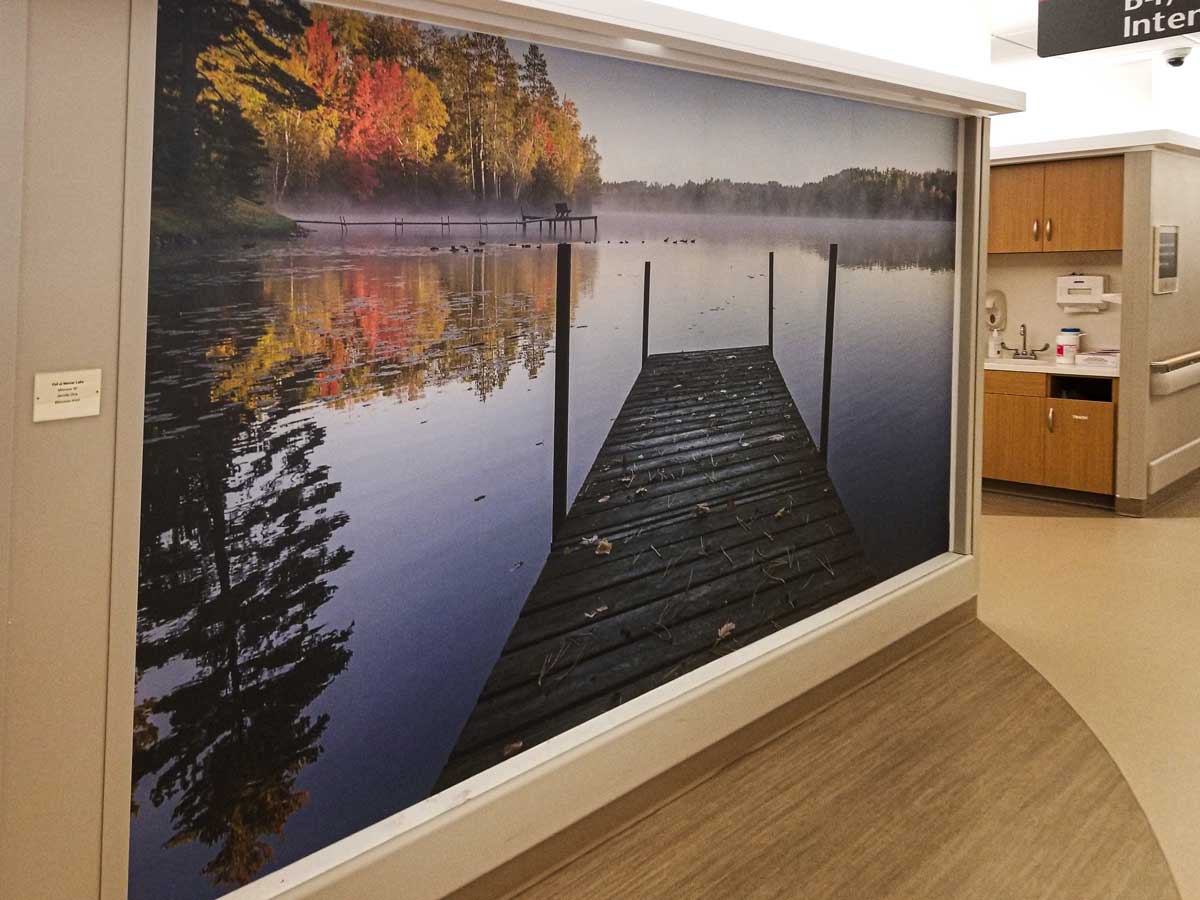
xmin=989 ymin=163 xmax=1045 ymax=253
xmin=1042 ymin=156 xmax=1124 ymax=252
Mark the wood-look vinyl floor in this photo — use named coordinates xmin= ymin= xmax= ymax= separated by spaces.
xmin=512 ymin=621 xmax=1179 ymax=900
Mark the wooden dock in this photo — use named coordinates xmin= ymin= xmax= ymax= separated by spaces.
xmin=437 ymin=345 xmax=874 ymax=789
xmin=291 ymin=213 xmax=598 ymax=239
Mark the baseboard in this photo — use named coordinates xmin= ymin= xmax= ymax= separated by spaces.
xmin=1147 ymin=434 xmax=1200 ymax=496
xmin=1115 ymin=496 xmax=1147 ymax=517
xmin=447 ymin=598 xmax=978 ymax=900
xmin=982 ymin=479 xmax=1114 ymax=510
xmin=1146 ymin=464 xmax=1200 ymax=514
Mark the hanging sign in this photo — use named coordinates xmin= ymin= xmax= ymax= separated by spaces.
xmin=1039 ymin=0 xmax=1200 ymax=57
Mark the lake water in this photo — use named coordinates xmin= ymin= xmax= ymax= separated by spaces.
xmin=129 ymin=211 xmax=955 ymax=899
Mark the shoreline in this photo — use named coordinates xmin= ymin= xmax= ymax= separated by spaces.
xmin=151 ymin=197 xmax=309 ymax=248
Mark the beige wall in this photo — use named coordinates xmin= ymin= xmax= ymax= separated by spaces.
xmin=1147 ymin=150 xmax=1200 ymax=467
xmin=1117 ymin=152 xmax=1154 ymax=503
xmin=0 ymin=0 xmax=29 ymax=865
xmin=986 ymin=251 xmax=1123 ymax=353
xmin=0 ymin=1 xmax=134 ymax=898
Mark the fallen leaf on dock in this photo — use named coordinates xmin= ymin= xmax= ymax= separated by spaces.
xmin=774 ymin=507 xmax=788 ymax=520
xmin=503 ymin=741 xmax=524 ymax=757
xmin=717 ymin=622 xmax=736 ymax=640
xmin=584 ymin=605 xmax=610 ymax=620
xmin=635 ymin=487 xmax=649 ymax=496
xmin=595 ymin=539 xmax=614 ymax=556
xmin=597 ymin=495 xmax=611 ymax=504
xmin=695 ymin=503 xmax=712 ymax=516
xmin=767 ymin=434 xmax=787 ymax=443
xmin=581 ymin=535 xmax=600 ymax=546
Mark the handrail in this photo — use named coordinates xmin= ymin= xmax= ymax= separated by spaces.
xmin=1150 ymin=348 xmax=1200 ymax=373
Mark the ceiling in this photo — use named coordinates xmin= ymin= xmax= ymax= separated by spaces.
xmin=990 ymin=0 xmax=1200 ymax=65
xmin=990 ymin=0 xmax=1038 ymax=53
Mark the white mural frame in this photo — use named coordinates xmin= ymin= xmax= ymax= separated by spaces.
xmin=97 ymin=3 xmax=1015 ymax=899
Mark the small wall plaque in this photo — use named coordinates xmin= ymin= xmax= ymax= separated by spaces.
xmin=33 ymin=369 xmax=102 ymax=422
xmin=1153 ymin=225 xmax=1180 ymax=295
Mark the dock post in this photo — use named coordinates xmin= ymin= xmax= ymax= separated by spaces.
xmin=642 ymin=261 xmax=651 ymax=367
xmin=768 ymin=251 xmax=775 ymax=355
xmin=820 ymin=243 xmax=838 ymax=459
xmin=553 ymin=242 xmax=572 ymax=537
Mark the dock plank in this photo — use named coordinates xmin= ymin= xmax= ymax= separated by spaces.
xmin=436 ymin=346 xmax=873 ymax=790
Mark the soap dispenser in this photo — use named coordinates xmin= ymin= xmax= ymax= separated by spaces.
xmin=988 ymin=328 xmax=1002 ymax=359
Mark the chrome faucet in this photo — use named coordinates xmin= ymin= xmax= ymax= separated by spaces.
xmin=1001 ymin=323 xmax=1050 ymax=360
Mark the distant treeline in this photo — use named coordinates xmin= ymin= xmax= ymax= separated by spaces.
xmin=600 ymin=168 xmax=957 ymax=220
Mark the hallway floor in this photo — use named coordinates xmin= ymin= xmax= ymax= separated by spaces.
xmin=507 ymin=621 xmax=1177 ymax=900
xmin=980 ymin=482 xmax=1200 ymax=900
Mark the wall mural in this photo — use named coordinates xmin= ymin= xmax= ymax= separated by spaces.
xmin=131 ymin=3 xmax=959 ymax=897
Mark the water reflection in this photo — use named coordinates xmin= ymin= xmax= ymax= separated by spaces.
xmin=131 ymin=217 xmax=950 ymax=899
xmin=135 ymin=357 xmax=356 ymax=886
xmin=132 ymin=244 xmax=597 ymax=895
xmin=790 ymin=220 xmax=956 ymax=272
xmin=148 ymin=246 xmax=593 ymax=414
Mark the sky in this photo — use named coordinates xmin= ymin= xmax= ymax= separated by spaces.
xmin=506 ymin=38 xmax=959 ymax=186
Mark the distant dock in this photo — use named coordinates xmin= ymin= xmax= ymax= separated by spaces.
xmin=291 ymin=213 xmax=599 ymax=239
xmin=437 ymin=345 xmax=872 ymax=789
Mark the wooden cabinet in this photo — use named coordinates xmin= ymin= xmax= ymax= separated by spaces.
xmin=983 ymin=393 xmax=1046 ymax=484
xmin=982 ymin=371 xmax=1117 ymax=495
xmin=1043 ymin=398 xmax=1116 ymax=494
xmin=988 ymin=164 xmax=1046 ymax=254
xmin=989 ymin=156 xmax=1123 ymax=253
xmin=1042 ymin=157 xmax=1124 ymax=252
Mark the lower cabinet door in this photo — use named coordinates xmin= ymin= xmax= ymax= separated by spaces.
xmin=983 ymin=393 xmax=1046 ymax=484
xmin=1043 ymin=398 xmax=1115 ymax=494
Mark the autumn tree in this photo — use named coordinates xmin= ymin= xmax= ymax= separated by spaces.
xmin=520 ymin=44 xmax=558 ymax=106
xmin=155 ymin=2 xmax=603 ymax=214
xmin=154 ymin=0 xmax=316 ymax=204
xmin=228 ymin=19 xmax=344 ymax=201
xmin=340 ymin=60 xmax=448 ymax=198
xmin=361 ymin=15 xmax=425 ymax=68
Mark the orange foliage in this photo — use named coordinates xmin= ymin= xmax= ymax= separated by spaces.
xmin=340 ymin=60 xmax=448 ymax=198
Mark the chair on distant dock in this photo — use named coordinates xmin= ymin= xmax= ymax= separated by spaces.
xmin=554 ymin=202 xmax=571 ymax=219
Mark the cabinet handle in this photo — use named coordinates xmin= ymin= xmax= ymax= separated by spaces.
xmin=1048 ymin=406 xmax=1055 ymax=433
xmin=1072 ymin=414 xmax=1089 ymax=421
xmin=1033 ymin=219 xmax=1040 ymax=242
xmin=1046 ymin=217 xmax=1053 ymax=242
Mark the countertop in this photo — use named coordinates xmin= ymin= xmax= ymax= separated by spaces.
xmin=985 ymin=359 xmax=1119 ymax=378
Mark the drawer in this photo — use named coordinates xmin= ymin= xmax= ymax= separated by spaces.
xmin=985 ymin=370 xmax=1048 ymax=397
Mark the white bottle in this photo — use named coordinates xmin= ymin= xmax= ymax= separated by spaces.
xmin=988 ymin=328 xmax=1002 ymax=359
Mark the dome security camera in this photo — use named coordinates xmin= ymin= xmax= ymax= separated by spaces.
xmin=1166 ymin=47 xmax=1192 ymax=67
